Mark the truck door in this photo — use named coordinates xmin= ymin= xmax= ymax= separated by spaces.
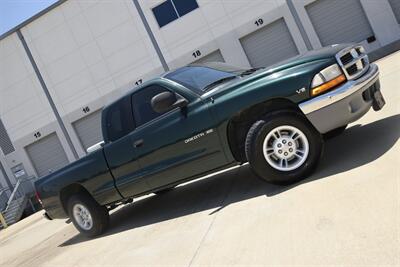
xmin=128 ymin=83 xmax=228 ymax=192
xmin=102 ymin=96 xmax=149 ymax=198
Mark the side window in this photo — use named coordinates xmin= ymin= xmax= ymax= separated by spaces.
xmin=104 ymin=97 xmax=135 ymax=142
xmin=132 ymin=85 xmax=172 ymax=127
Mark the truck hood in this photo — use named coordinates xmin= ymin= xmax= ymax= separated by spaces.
xmin=204 ymin=44 xmax=350 ymax=96
xmin=266 ymin=43 xmax=348 ymax=70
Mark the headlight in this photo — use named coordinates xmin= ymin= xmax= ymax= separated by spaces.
xmin=311 ymin=64 xmax=346 ymax=96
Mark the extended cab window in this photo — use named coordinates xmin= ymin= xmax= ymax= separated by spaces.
xmin=132 ymin=85 xmax=171 ymax=127
xmin=104 ymin=97 xmax=135 ymax=142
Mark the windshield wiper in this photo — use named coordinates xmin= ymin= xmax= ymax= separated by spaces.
xmin=203 ymin=76 xmax=237 ymax=91
xmin=240 ymin=67 xmax=264 ymax=76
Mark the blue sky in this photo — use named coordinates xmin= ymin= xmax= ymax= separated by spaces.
xmin=0 ymin=0 xmax=58 ymax=35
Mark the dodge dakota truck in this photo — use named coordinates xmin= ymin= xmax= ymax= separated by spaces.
xmin=35 ymin=44 xmax=385 ymax=236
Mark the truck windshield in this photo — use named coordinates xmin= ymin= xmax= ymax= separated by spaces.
xmin=165 ymin=66 xmax=237 ymax=92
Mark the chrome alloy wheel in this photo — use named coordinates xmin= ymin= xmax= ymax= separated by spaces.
xmin=262 ymin=125 xmax=309 ymax=172
xmin=73 ymin=203 xmax=93 ymax=230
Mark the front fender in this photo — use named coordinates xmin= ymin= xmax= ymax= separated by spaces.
xmin=209 ymin=59 xmax=336 ymax=123
xmin=207 ymin=59 xmax=336 ymax=162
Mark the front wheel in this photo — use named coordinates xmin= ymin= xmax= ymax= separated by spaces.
xmin=245 ymin=111 xmax=323 ymax=185
xmin=67 ymin=193 xmax=109 ymax=237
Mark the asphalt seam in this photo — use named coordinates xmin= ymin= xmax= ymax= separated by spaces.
xmin=187 ymin=166 xmax=242 ymax=267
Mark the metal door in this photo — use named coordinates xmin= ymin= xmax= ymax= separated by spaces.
xmin=240 ymin=18 xmax=299 ymax=68
xmin=73 ymin=110 xmax=103 ymax=152
xmin=306 ymin=0 xmax=374 ymax=46
xmin=25 ymin=133 xmax=69 ymax=178
xmin=194 ymin=50 xmax=225 ymax=64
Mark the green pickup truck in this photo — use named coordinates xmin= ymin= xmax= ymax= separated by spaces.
xmin=35 ymin=44 xmax=385 ymax=236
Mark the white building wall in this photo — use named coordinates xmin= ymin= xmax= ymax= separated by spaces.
xmin=138 ymin=0 xmax=308 ymax=69
xmin=0 ymin=33 xmax=55 ymax=142
xmin=21 ymin=0 xmax=163 ymax=115
xmin=18 ymin=0 xmax=164 ymax=157
xmin=0 ymin=0 xmax=165 ymax=175
xmin=0 ymin=33 xmax=63 ymax=178
xmin=361 ymin=0 xmax=400 ymax=46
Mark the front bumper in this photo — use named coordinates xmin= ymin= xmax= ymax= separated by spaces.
xmin=299 ymin=63 xmax=382 ymax=133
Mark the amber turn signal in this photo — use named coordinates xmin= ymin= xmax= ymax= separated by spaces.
xmin=311 ymin=74 xmax=346 ymax=97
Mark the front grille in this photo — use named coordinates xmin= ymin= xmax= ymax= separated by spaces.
xmin=340 ymin=53 xmax=353 ymax=65
xmin=336 ymin=45 xmax=369 ymax=80
xmin=355 ymin=47 xmax=363 ymax=55
xmin=347 ymin=64 xmax=358 ymax=76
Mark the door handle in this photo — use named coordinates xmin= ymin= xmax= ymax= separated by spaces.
xmin=133 ymin=139 xmax=144 ymax=148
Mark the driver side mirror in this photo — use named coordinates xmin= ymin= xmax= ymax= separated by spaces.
xmin=151 ymin=91 xmax=188 ymax=114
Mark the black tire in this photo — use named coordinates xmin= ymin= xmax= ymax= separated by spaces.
xmin=245 ymin=110 xmax=323 ymax=185
xmin=67 ymin=193 xmax=109 ymax=237
xmin=323 ymin=125 xmax=347 ymax=140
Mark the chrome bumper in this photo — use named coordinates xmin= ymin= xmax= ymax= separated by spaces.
xmin=299 ymin=63 xmax=381 ymax=133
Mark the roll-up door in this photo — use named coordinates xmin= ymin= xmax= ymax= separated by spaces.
xmin=72 ymin=110 xmax=103 ymax=152
xmin=240 ymin=18 xmax=299 ymax=68
xmin=306 ymin=0 xmax=374 ymax=46
xmin=389 ymin=0 xmax=400 ymax=24
xmin=25 ymin=133 xmax=69 ymax=178
xmin=193 ymin=50 xmax=225 ymax=64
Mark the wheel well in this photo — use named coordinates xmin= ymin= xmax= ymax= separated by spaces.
xmin=227 ymin=98 xmax=303 ymax=163
xmin=59 ymin=184 xmax=92 ymax=215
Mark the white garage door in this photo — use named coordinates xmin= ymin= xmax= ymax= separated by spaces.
xmin=73 ymin=110 xmax=103 ymax=152
xmin=240 ymin=18 xmax=299 ymax=68
xmin=389 ymin=0 xmax=400 ymax=24
xmin=306 ymin=0 xmax=374 ymax=46
xmin=193 ymin=50 xmax=225 ymax=64
xmin=25 ymin=133 xmax=69 ymax=178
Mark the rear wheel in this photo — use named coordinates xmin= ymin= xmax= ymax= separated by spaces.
xmin=245 ymin=111 xmax=323 ymax=185
xmin=67 ymin=193 xmax=109 ymax=237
